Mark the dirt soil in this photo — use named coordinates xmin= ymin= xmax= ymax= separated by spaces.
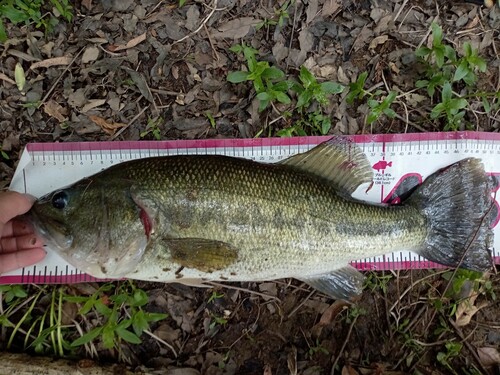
xmin=1 ymin=0 xmax=500 ymax=374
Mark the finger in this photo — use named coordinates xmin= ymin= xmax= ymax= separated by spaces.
xmin=1 ymin=219 xmax=36 ymax=238
xmin=0 ymin=248 xmax=46 ymax=274
xmin=1 ymin=234 xmax=44 ymax=253
xmin=0 ymin=192 xmax=35 ymax=225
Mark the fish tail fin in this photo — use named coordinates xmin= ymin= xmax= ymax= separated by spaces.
xmin=408 ymin=158 xmax=494 ymax=271
xmin=388 ymin=161 xmax=392 ymax=167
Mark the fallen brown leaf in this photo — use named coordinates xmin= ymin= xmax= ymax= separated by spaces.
xmin=88 ymin=115 xmax=126 ymax=135
xmin=478 ymin=347 xmax=500 ymax=367
xmin=342 ymin=365 xmax=359 ymax=375
xmin=108 ymin=32 xmax=147 ymax=52
xmin=0 ymin=72 xmax=15 ymax=85
xmin=30 ymin=56 xmax=72 ymax=70
xmin=43 ymin=100 xmax=68 ymax=122
xmin=82 ymin=0 xmax=92 ymax=10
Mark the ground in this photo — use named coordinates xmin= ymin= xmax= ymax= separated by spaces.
xmin=0 ymin=0 xmax=500 ymax=374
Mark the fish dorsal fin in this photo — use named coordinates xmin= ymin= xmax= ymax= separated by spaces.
xmin=280 ymin=136 xmax=373 ymax=195
xmin=299 ymin=265 xmax=365 ymax=300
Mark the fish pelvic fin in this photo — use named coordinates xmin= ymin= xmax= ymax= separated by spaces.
xmin=280 ymin=136 xmax=373 ymax=195
xmin=299 ymin=265 xmax=365 ymax=300
xmin=408 ymin=158 xmax=494 ymax=272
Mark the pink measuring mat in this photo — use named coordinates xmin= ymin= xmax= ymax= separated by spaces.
xmin=3 ymin=131 xmax=500 ymax=284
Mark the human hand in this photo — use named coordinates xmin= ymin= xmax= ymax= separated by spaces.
xmin=0 ymin=191 xmax=46 ymax=273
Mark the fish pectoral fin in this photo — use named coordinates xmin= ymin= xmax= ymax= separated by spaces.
xmin=299 ymin=266 xmax=365 ymax=300
xmin=279 ymin=136 xmax=373 ymax=195
xmin=167 ymin=238 xmax=238 ymax=273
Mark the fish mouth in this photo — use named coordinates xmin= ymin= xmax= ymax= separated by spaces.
xmin=27 ymin=209 xmax=73 ymax=252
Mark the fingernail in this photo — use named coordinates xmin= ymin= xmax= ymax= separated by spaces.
xmin=30 ymin=237 xmax=37 ymax=245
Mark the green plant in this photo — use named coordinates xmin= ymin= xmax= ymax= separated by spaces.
xmin=436 ymin=342 xmax=462 ymax=373
xmin=347 ymin=71 xmax=397 ymax=125
xmin=0 ymin=0 xmax=73 ymax=42
xmin=364 ymin=272 xmax=393 ymax=294
xmin=256 ymin=0 xmax=292 ymax=30
xmin=1 ymin=282 xmax=168 ymax=359
xmin=295 ymin=66 xmax=344 ymax=109
xmin=227 ymin=43 xmax=293 ymax=111
xmin=70 ymin=282 xmax=167 ymax=352
xmin=207 ymin=291 xmax=224 ymax=304
xmin=0 ymin=148 xmax=9 ymax=160
xmin=307 ymin=338 xmax=329 ymax=358
xmin=415 ymin=22 xmax=487 ymax=130
xmin=140 ymin=116 xmax=163 ymax=140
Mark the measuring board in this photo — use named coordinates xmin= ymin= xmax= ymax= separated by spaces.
xmin=2 ymin=131 xmax=500 ymax=285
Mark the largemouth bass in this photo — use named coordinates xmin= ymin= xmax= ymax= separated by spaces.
xmin=29 ymin=137 xmax=494 ymax=299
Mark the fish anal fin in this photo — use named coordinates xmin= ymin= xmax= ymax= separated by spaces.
xmin=299 ymin=265 xmax=365 ymax=300
xmin=280 ymin=136 xmax=373 ymax=195
xmin=167 ymin=238 xmax=238 ymax=273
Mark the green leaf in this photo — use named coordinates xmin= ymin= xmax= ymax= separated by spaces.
xmin=444 ymin=45 xmax=457 ymax=62
xmin=15 ymin=63 xmax=26 ymax=92
xmin=227 ymin=71 xmax=249 ymax=83
xmin=133 ymin=289 xmax=148 ymax=307
xmin=441 ymin=82 xmax=452 ymax=102
xmin=71 ymin=327 xmax=103 ymax=347
xmin=366 ymin=112 xmax=379 ymax=124
xmin=448 ymin=98 xmax=467 ymax=111
xmin=1 ymin=6 xmax=29 ymax=24
xmin=384 ymin=108 xmax=396 ymax=118
xmin=261 ymin=67 xmax=284 ymax=80
xmin=415 ymin=46 xmax=431 ymax=58
xmin=179 ymin=0 xmax=186 ymax=6
xmin=431 ymin=22 xmax=443 ymax=47
xmin=0 ymin=19 xmax=7 ymax=43
xmin=296 ymin=90 xmax=313 ymax=108
xmin=320 ymin=81 xmax=344 ymax=94
xmin=256 ymin=92 xmax=271 ymax=101
xmin=463 ymin=42 xmax=472 ymax=57
xmin=482 ymin=97 xmax=491 ymax=112
xmin=102 ymin=326 xmax=116 ymax=349
xmin=275 ymin=91 xmax=291 ymax=104
xmin=453 ymin=60 xmax=469 ymax=82
xmin=431 ymin=103 xmax=445 ymax=118
xmin=299 ymin=66 xmax=316 ymax=88
xmin=116 ymin=327 xmax=142 ymax=344
xmin=273 ymin=80 xmax=295 ymax=91
xmin=145 ymin=312 xmax=168 ymax=322
xmin=320 ymin=118 xmax=331 ymax=135
xmin=434 ymin=46 xmax=445 ymax=68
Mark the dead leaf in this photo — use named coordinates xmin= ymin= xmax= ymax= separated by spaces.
xmin=81 ymin=46 xmax=100 ymax=64
xmin=369 ymin=35 xmax=389 ymax=50
xmin=319 ymin=300 xmax=349 ymax=326
xmin=88 ymin=115 xmax=126 ymax=135
xmin=108 ymin=32 xmax=147 ymax=52
xmin=322 ymin=0 xmax=341 ymax=17
xmin=81 ymin=99 xmax=107 ymax=113
xmin=306 ymin=0 xmax=319 ymax=24
xmin=477 ymin=347 xmax=500 ymax=367
xmin=30 ymin=56 xmax=72 ymax=70
xmin=351 ymin=25 xmax=372 ymax=52
xmin=287 ymin=346 xmax=297 ymax=375
xmin=82 ymin=0 xmax=92 ymax=10
xmin=263 ymin=364 xmax=273 ymax=375
xmin=44 ymin=100 xmax=68 ymax=122
xmin=122 ymin=67 xmax=154 ymax=103
xmin=213 ymin=17 xmax=260 ymax=40
xmin=0 ymin=72 xmax=15 ymax=85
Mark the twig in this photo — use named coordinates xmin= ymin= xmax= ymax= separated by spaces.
xmin=143 ymin=329 xmax=178 ymax=358
xmin=330 ymin=313 xmax=358 ymax=375
xmin=39 ymin=48 xmax=84 ymax=107
xmin=110 ymin=105 xmax=149 ymax=140
xmin=287 ymin=289 xmax=315 ymax=319
xmin=173 ymin=0 xmax=219 ymax=45
xmin=448 ymin=318 xmax=490 ymax=375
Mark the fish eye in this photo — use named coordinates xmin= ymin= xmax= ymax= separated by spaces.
xmin=51 ymin=191 xmax=69 ymax=209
